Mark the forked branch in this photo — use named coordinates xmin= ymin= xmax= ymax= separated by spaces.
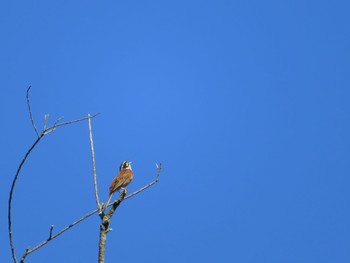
xmin=8 ymin=87 xmax=99 ymax=263
xmin=10 ymin=87 xmax=162 ymax=263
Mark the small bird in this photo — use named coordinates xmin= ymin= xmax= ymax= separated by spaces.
xmin=103 ymin=160 xmax=134 ymax=211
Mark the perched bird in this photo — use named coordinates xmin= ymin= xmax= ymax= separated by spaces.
xmin=103 ymin=160 xmax=134 ymax=211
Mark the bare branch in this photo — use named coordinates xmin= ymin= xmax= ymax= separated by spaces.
xmin=88 ymin=114 xmax=100 ymax=211
xmin=52 ymin=116 xmax=64 ymax=127
xmin=26 ymin=86 xmax=39 ymax=137
xmin=19 ymin=162 xmax=162 ymax=262
xmin=49 ymin=225 xmax=54 ymax=239
xmin=9 ymin=89 xmax=100 ymax=262
xmin=98 ymin=163 xmax=162 ymax=262
xmin=105 ymin=191 xmax=126 ymax=220
xmin=12 ymin=88 xmax=162 ymax=263
xmin=105 ymin=162 xmax=163 ymax=209
xmin=20 ymin=210 xmax=97 ymax=262
xmin=43 ymin=114 xmax=50 ymax=130
xmin=42 ymin=114 xmax=99 ymax=135
xmin=98 ymin=191 xmax=126 ymax=262
xmin=8 ymin=135 xmax=43 ymax=263
xmin=125 ymin=162 xmax=162 ymax=200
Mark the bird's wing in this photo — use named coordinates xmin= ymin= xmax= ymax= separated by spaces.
xmin=109 ymin=172 xmax=131 ymax=193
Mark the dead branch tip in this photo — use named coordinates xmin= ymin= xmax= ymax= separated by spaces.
xmin=49 ymin=225 xmax=54 ymax=239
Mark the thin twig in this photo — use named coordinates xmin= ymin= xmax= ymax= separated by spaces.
xmin=43 ymin=114 xmax=50 ymax=130
xmin=42 ymin=114 xmax=99 ymax=135
xmin=26 ymin=86 xmax=39 ymax=137
xmin=50 ymin=114 xmax=99 ymax=129
xmin=49 ymin=225 xmax=54 ymax=239
xmin=88 ymin=114 xmax=100 ymax=211
xmin=52 ymin=116 xmax=64 ymax=127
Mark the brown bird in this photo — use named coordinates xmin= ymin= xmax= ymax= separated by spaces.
xmin=103 ymin=160 xmax=134 ymax=211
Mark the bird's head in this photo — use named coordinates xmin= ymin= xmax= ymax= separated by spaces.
xmin=120 ymin=160 xmax=132 ymax=171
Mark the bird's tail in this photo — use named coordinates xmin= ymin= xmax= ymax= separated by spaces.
xmin=103 ymin=194 xmax=113 ymax=211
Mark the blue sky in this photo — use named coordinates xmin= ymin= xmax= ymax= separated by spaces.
xmin=1 ymin=0 xmax=350 ymax=262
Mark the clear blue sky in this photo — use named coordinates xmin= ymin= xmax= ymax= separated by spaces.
xmin=1 ymin=1 xmax=350 ymax=262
